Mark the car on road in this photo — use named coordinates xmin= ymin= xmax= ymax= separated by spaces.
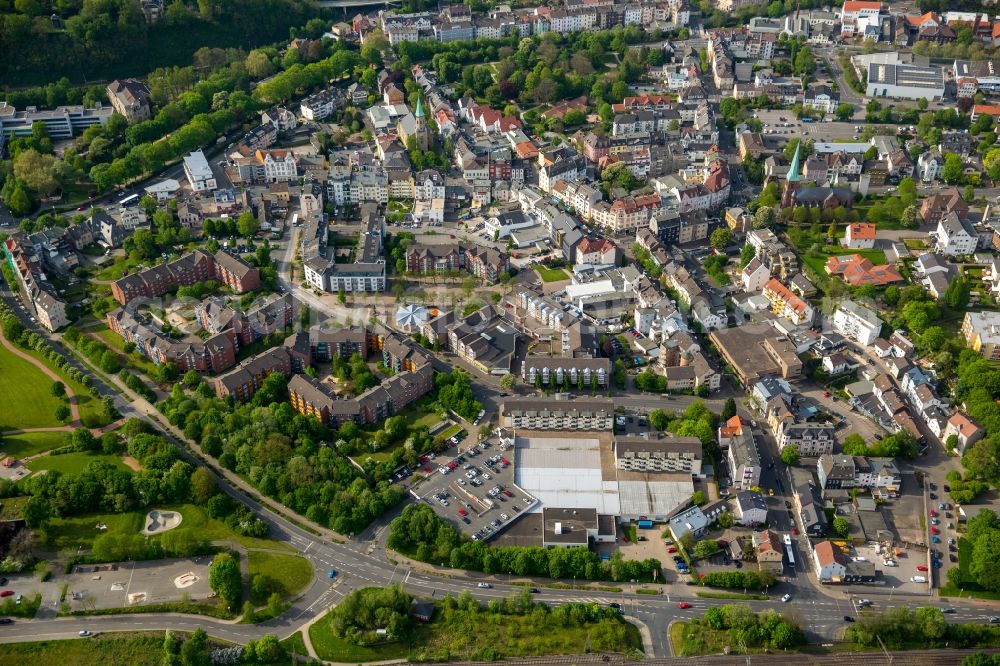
xmin=78 ymin=630 xmax=92 ymax=637
xmin=0 ymin=591 xmax=12 ymax=598
xmin=943 ymin=608 xmax=956 ymax=614
xmin=609 ymin=602 xmax=623 ymax=613
xmin=990 ymin=617 xmax=1000 ymax=624
xmin=844 ymin=616 xmax=855 ymax=623
xmin=678 ymin=602 xmax=691 ymax=609
xmin=781 ymin=594 xmax=791 ymax=602
xmin=327 ymin=569 xmax=337 ymax=579
xmin=0 ymin=618 xmax=11 ymax=625
xmin=858 ymin=599 xmax=872 ymax=607
xmin=477 ymin=582 xmax=492 ymax=588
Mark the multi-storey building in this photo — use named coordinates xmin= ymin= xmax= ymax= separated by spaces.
xmin=833 ymin=299 xmax=882 ymax=345
xmin=111 ymin=250 xmax=260 ymax=305
xmin=522 ymin=357 xmax=609 ymax=389
xmin=962 ymin=311 xmax=1000 ymax=360
xmin=500 ymin=398 xmax=614 ymax=430
xmin=614 ymin=436 xmax=703 ymax=474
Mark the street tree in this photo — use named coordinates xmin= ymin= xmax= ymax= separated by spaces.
xmin=780 ymin=444 xmax=800 ymax=466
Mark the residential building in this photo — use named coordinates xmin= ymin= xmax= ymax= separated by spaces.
xmin=614 ymin=436 xmax=703 ymax=474
xmin=741 ymin=258 xmax=770 ymax=293
xmin=211 ymin=347 xmax=293 ymax=401
xmin=844 ymin=223 xmax=876 ymax=249
xmin=183 ymin=150 xmax=217 ymax=192
xmin=944 ymin=412 xmax=984 ymax=452
xmin=833 ymin=299 xmax=882 ymax=345
xmin=762 ymin=278 xmax=814 ymax=325
xmin=110 ymin=250 xmax=259 ymax=305
xmin=962 ymin=311 xmax=1000 ymax=360
xmin=727 ymin=424 xmax=761 ymax=491
xmin=500 ymin=398 xmax=614 ymax=430
xmin=813 ymin=540 xmax=847 ymax=583
xmin=667 ymin=504 xmax=710 ymax=542
xmin=0 ymin=101 xmax=112 ymax=139
xmin=825 ymin=254 xmax=903 ymax=286
xmin=523 ymin=357 xmax=609 ymax=390
xmin=936 ymin=212 xmax=978 ymax=255
xmin=106 ymin=79 xmax=151 ymax=122
xmin=734 ymin=490 xmax=768 ymax=526
xmin=778 ymin=423 xmax=836 ymax=456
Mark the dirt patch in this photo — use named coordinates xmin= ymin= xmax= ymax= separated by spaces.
xmin=121 ymin=456 xmax=143 ymax=472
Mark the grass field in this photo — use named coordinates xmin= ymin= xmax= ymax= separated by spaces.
xmin=309 ymin=621 xmax=416 ymax=662
xmin=534 ymin=265 xmax=570 ymax=283
xmin=0 ymin=635 xmax=165 ymax=666
xmin=27 ymin=452 xmax=130 ymax=475
xmin=0 ymin=342 xmax=65 ymax=430
xmin=0 ymin=431 xmax=69 ymax=458
xmin=0 ymin=496 xmax=28 ymax=520
xmin=19 ymin=346 xmax=111 ymax=429
xmin=45 ymin=504 xmax=293 ymax=554
xmin=248 ymin=551 xmax=313 ymax=604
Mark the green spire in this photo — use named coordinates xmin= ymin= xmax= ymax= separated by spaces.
xmin=415 ymin=96 xmax=425 ymax=119
xmin=787 ymin=140 xmax=802 ymax=183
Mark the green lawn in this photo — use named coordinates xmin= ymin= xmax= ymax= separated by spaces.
xmin=938 ymin=536 xmax=1000 ymax=600
xmin=0 ymin=635 xmax=165 ymax=666
xmin=27 ymin=452 xmax=130 ymax=475
xmin=0 ymin=342 xmax=65 ymax=430
xmin=1 ymin=431 xmax=69 ymax=458
xmin=534 ymin=265 xmax=570 ymax=283
xmin=45 ymin=504 xmax=293 ymax=554
xmin=0 ymin=496 xmax=28 ymax=520
xmin=309 ymin=623 xmax=414 ymax=662
xmin=248 ymin=551 xmax=313 ymax=604
xmin=20 ymin=346 xmax=111 ymax=428
xmin=95 ymin=255 xmax=145 ymax=281
xmin=279 ymin=631 xmax=309 ymax=657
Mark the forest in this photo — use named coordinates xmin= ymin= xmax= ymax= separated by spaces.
xmin=0 ymin=0 xmax=316 ymax=85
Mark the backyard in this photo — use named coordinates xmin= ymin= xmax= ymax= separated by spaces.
xmin=534 ymin=265 xmax=570 ymax=283
xmin=800 ymin=247 xmax=888 ymax=279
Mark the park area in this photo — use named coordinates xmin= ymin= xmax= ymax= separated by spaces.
xmin=0 ymin=341 xmax=67 ymax=430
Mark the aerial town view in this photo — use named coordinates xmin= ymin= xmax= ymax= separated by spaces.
xmin=4 ymin=0 xmax=1000 ymax=663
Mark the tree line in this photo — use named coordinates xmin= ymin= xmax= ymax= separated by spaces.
xmin=388 ymin=504 xmax=662 ymax=583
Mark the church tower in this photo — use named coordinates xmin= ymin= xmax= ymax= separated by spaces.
xmin=414 ymin=95 xmax=431 ymax=152
xmin=781 ymin=140 xmax=801 ymax=209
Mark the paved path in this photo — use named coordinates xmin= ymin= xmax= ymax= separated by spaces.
xmin=0 ymin=324 xmax=80 ymax=426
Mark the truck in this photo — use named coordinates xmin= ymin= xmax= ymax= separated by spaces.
xmin=637 ymin=520 xmax=654 ymax=529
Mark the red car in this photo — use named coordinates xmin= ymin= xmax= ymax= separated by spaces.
xmin=930 ymin=509 xmax=937 ymax=517
xmin=0 ymin=591 xmax=12 ymax=598
xmin=931 ymin=527 xmax=940 ymax=535
xmin=916 ymin=565 xmax=928 ymax=572
xmin=678 ymin=602 xmax=691 ymax=609
xmin=458 ymin=508 xmax=468 ymax=516
xmin=667 ymin=546 xmax=678 ymax=553
xmin=791 ymin=527 xmax=799 ymax=536
xmin=503 ymin=490 xmax=514 ymax=497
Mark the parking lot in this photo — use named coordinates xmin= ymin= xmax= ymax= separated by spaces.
xmin=419 ymin=435 xmax=537 ymax=542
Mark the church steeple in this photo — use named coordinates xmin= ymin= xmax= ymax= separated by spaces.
xmin=415 ymin=95 xmax=425 ymax=119
xmin=782 ymin=140 xmax=802 ymax=208
xmin=787 ymin=140 xmax=802 ymax=183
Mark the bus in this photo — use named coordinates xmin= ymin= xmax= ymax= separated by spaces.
xmin=120 ymin=193 xmax=140 ymax=208
xmin=783 ymin=534 xmax=795 ymax=567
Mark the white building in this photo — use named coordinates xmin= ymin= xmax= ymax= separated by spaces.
xmin=261 ymin=150 xmax=298 ymax=183
xmin=918 ymin=150 xmax=943 ymax=182
xmin=182 ymin=150 xmax=216 ymax=192
xmin=936 ymin=213 xmax=978 ymax=256
xmin=741 ymin=258 xmax=770 ymax=293
xmin=833 ymin=299 xmax=882 ymax=346
xmin=866 ymin=62 xmax=944 ymax=101
xmin=734 ymin=490 xmax=768 ymax=526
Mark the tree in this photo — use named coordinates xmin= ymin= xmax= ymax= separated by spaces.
xmin=942 ymin=153 xmax=964 ymax=185
xmin=209 ymin=552 xmax=242 ymax=608
xmin=710 ymin=227 xmax=733 ymax=250
xmin=245 ymin=50 xmax=275 ymax=78
xmin=833 ymin=516 xmax=851 ymax=538
xmin=51 ymin=381 xmax=65 ymax=397
xmin=984 ymin=147 xmax=1000 ymax=182
xmin=780 ymin=444 xmax=800 ymax=466
xmin=720 ymin=398 xmax=737 ymax=421
xmin=692 ymin=490 xmax=706 ymax=505
xmin=900 ymin=204 xmax=920 ymax=230
xmin=190 ymin=467 xmax=217 ymax=504
xmin=499 ymin=373 xmax=515 ymax=391
xmin=13 ymin=149 xmax=59 ymax=197
xmin=237 ymin=211 xmax=259 ymax=238
xmin=55 ymin=404 xmax=70 ymax=422
xmin=834 ymin=103 xmax=855 ymax=121
xmin=740 ymin=244 xmax=756 ymax=268
xmin=693 ymin=539 xmax=720 ymax=559
xmin=753 ymin=206 xmax=777 ymax=229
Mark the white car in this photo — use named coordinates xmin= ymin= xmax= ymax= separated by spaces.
xmin=78 ymin=630 xmax=92 ymax=637
xmin=781 ymin=594 xmax=791 ymax=603
xmin=477 ymin=582 xmax=492 ymax=588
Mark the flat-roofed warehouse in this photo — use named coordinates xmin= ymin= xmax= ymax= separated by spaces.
xmin=709 ymin=323 xmax=802 ymax=386
xmin=866 ymin=62 xmax=944 ymax=100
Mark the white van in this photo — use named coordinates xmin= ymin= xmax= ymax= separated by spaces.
xmin=910 ymin=575 xmax=927 ymax=583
